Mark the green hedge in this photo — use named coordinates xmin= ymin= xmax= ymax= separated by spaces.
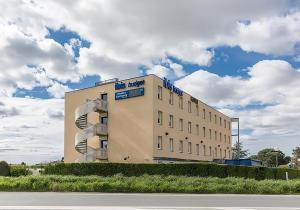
xmin=0 ymin=161 xmax=10 ymax=176
xmin=43 ymin=163 xmax=300 ymax=180
xmin=10 ymin=165 xmax=32 ymax=177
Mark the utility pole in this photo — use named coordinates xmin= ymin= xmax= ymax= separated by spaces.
xmin=231 ymin=118 xmax=240 ymax=159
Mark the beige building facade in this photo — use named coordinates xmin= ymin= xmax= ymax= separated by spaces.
xmin=64 ymin=74 xmax=232 ymax=163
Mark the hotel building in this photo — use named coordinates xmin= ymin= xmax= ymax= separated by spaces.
xmin=64 ymin=74 xmax=232 ymax=163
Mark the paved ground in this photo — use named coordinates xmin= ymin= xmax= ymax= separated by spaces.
xmin=0 ymin=193 xmax=300 ymax=210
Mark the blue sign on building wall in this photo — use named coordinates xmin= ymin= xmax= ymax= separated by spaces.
xmin=115 ymin=88 xmax=145 ymax=100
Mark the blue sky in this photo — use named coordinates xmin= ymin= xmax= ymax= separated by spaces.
xmin=0 ymin=0 xmax=300 ymax=163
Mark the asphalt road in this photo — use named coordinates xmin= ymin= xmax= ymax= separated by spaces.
xmin=0 ymin=193 xmax=300 ymax=210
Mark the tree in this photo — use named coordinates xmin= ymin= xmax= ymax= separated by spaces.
xmin=292 ymin=147 xmax=300 ymax=159
xmin=232 ymin=142 xmax=249 ymax=159
xmin=292 ymin=147 xmax=300 ymax=168
xmin=255 ymin=148 xmax=289 ymax=167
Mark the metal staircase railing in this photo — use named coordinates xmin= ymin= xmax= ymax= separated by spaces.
xmin=74 ymin=99 xmax=108 ymax=161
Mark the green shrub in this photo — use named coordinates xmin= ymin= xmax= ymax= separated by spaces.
xmin=10 ymin=165 xmax=32 ymax=177
xmin=0 ymin=175 xmax=300 ymax=194
xmin=0 ymin=161 xmax=10 ymax=176
xmin=43 ymin=162 xmax=300 ymax=180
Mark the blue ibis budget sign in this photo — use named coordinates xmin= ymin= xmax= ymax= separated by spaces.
xmin=115 ymin=88 xmax=145 ymax=100
xmin=163 ymin=77 xmax=183 ymax=96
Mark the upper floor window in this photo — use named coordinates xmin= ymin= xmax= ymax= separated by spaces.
xmin=203 ymin=109 xmax=206 ymax=119
xmin=214 ymin=114 xmax=217 ymax=124
xmin=209 ymin=112 xmax=212 ymax=122
xmin=169 ymin=138 xmax=174 ymax=152
xmin=169 ymin=114 xmax=174 ymax=128
xmin=228 ymin=122 xmax=231 ymax=130
xmin=203 ymin=126 xmax=206 ymax=138
xmin=224 ymin=119 xmax=226 ymax=128
xmin=158 ymin=111 xmax=163 ymax=125
xmin=196 ymin=105 xmax=199 ymax=116
xmin=219 ymin=117 xmax=222 ymax=126
xmin=101 ymin=93 xmax=108 ymax=101
xmin=196 ymin=124 xmax=199 ymax=136
xmin=224 ymin=135 xmax=227 ymax=143
xmin=179 ymin=140 xmax=183 ymax=153
xmin=209 ymin=146 xmax=212 ymax=156
xmin=169 ymin=92 xmax=173 ymax=105
xmin=188 ymin=121 xmax=192 ymax=133
xmin=209 ymin=129 xmax=212 ymax=140
xmin=220 ymin=132 xmax=222 ymax=141
xmin=179 ymin=118 xmax=183 ymax=131
xmin=188 ymin=101 xmax=192 ymax=113
xmin=214 ymin=131 xmax=217 ymax=140
xmin=179 ymin=97 xmax=183 ymax=109
xmin=188 ymin=142 xmax=192 ymax=154
xmin=157 ymin=136 xmax=163 ymax=150
xmin=158 ymin=86 xmax=162 ymax=100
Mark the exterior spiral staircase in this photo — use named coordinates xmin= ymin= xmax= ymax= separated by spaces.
xmin=75 ymin=98 xmax=108 ymax=162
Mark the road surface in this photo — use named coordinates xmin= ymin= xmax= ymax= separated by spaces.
xmin=0 ymin=193 xmax=299 ymax=210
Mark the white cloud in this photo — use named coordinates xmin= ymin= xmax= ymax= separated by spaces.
xmin=175 ymin=60 xmax=300 ymax=155
xmin=0 ymin=97 xmax=64 ymax=164
xmin=1 ymin=0 xmax=296 ymax=91
xmin=47 ymin=82 xmax=71 ymax=99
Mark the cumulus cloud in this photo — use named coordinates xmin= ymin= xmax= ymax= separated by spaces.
xmin=175 ymin=60 xmax=300 ymax=154
xmin=0 ymin=97 xmax=64 ymax=163
xmin=47 ymin=82 xmax=71 ymax=99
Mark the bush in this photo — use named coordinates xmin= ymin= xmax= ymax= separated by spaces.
xmin=0 ymin=175 xmax=300 ymax=194
xmin=10 ymin=165 xmax=32 ymax=177
xmin=0 ymin=161 xmax=10 ymax=176
xmin=43 ymin=162 xmax=300 ymax=180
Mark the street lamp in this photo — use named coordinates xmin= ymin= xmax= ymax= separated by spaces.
xmin=273 ymin=147 xmax=279 ymax=167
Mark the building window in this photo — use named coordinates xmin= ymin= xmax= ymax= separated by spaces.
xmin=196 ymin=144 xmax=200 ymax=155
xmin=188 ymin=122 xmax=192 ymax=133
xmin=228 ymin=150 xmax=231 ymax=159
xmin=179 ymin=118 xmax=183 ymax=131
xmin=158 ymin=86 xmax=162 ymax=100
xmin=169 ymin=114 xmax=174 ymax=128
xmin=214 ymin=131 xmax=217 ymax=140
xmin=214 ymin=114 xmax=217 ymax=124
xmin=215 ymin=147 xmax=217 ymax=157
xmin=158 ymin=111 xmax=163 ymax=125
xmin=225 ymin=149 xmax=227 ymax=159
xmin=196 ymin=124 xmax=199 ymax=136
xmin=220 ymin=149 xmax=222 ymax=158
xmin=228 ymin=136 xmax=231 ymax=145
xmin=209 ymin=146 xmax=212 ymax=156
xmin=209 ymin=129 xmax=212 ymax=140
xmin=179 ymin=140 xmax=183 ymax=153
xmin=196 ymin=105 xmax=199 ymax=116
xmin=157 ymin=136 xmax=163 ymax=150
xmin=203 ymin=145 xmax=206 ymax=156
xmin=188 ymin=101 xmax=192 ymax=113
xmin=169 ymin=92 xmax=173 ymax=105
xmin=220 ymin=132 xmax=222 ymax=142
xmin=209 ymin=112 xmax=212 ymax=122
xmin=169 ymin=138 xmax=174 ymax=152
xmin=228 ymin=122 xmax=231 ymax=130
xmin=219 ymin=117 xmax=222 ymax=126
xmin=203 ymin=109 xmax=206 ymax=119
xmin=224 ymin=135 xmax=226 ymax=143
xmin=224 ymin=119 xmax=226 ymax=128
xmin=203 ymin=127 xmax=206 ymax=138
xmin=101 ymin=93 xmax=108 ymax=101
xmin=179 ymin=97 xmax=183 ymax=109
xmin=188 ymin=142 xmax=192 ymax=154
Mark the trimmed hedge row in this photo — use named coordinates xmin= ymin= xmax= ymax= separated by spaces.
xmin=44 ymin=163 xmax=300 ymax=180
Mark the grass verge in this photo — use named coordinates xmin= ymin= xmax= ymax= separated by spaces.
xmin=0 ymin=175 xmax=300 ymax=194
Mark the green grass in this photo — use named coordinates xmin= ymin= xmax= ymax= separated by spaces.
xmin=0 ymin=174 xmax=300 ymax=194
